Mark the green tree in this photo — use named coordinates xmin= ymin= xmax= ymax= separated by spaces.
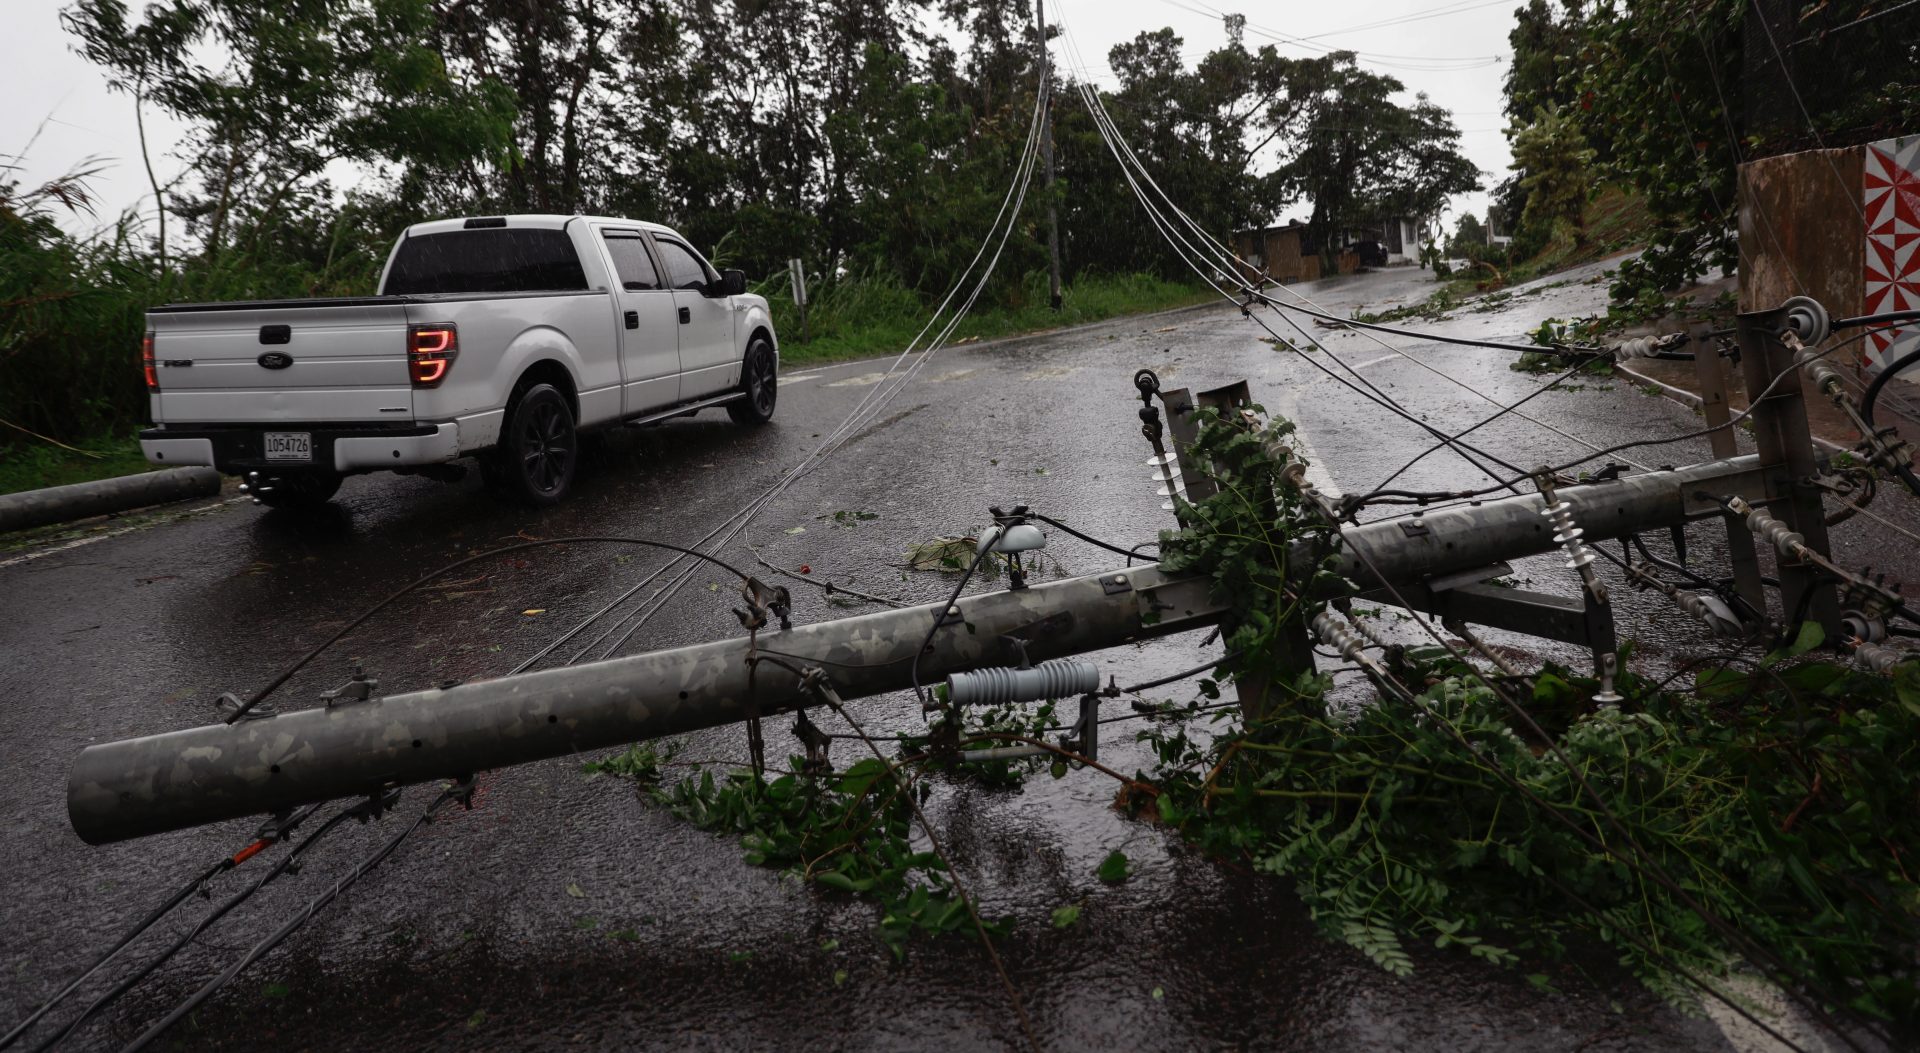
xmin=1451 ymin=211 xmax=1487 ymax=250
xmin=1509 ymin=105 xmax=1594 ymax=243
xmin=1272 ymin=56 xmax=1481 ymax=255
xmin=1510 ymin=0 xmax=1920 ymax=298
xmin=64 ymin=0 xmax=515 ymax=284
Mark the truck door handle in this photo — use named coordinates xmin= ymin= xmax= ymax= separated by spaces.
xmin=678 ymin=307 xmax=691 ymax=325
xmin=624 ymin=310 xmax=638 ymax=330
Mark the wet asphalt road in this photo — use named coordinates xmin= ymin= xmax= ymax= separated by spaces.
xmin=5 ymin=263 xmax=1915 ymax=1052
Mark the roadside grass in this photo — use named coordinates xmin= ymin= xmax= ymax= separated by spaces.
xmin=0 ymin=432 xmax=150 ymax=496
xmin=768 ymin=270 xmax=1216 ymax=367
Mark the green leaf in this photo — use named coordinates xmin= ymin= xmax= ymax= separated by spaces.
xmin=814 ymin=871 xmax=873 ymax=894
xmin=1051 ymin=904 xmax=1082 ymax=929
xmin=1095 ymin=850 xmax=1132 ymax=884
xmin=1896 ymin=664 xmax=1920 ymax=716
xmin=1787 ymin=621 xmax=1825 ymax=657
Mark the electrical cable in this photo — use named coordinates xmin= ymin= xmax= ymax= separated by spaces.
xmin=808 ymin=683 xmax=1041 ymax=1053
xmin=1859 ymin=346 xmax=1920 ymax=498
xmin=1833 ymin=308 xmax=1920 ymax=331
xmin=1059 ymin=24 xmax=1878 ymax=1039
xmin=1118 ymin=653 xmax=1236 ymax=694
xmin=47 ymin=58 xmax=1055 ymax=1053
xmin=1746 ymin=0 xmax=1870 ymax=232
xmin=218 ymin=537 xmax=757 ymax=723
xmin=1067 ymin=62 xmax=1643 ymax=479
xmin=1366 ymin=352 xmax=1605 ymax=496
xmin=746 ymin=549 xmax=909 ymax=609
xmin=1341 ymin=334 xmax=1863 ymax=513
xmin=1789 ymin=0 xmax=1920 ymax=44
xmin=2 ymin=868 xmax=222 ymax=1050
xmin=118 ymin=786 xmax=466 ymax=1053
xmin=26 ymin=802 xmax=336 ymax=1053
xmin=1294 ymin=483 xmax=1867 ymax=1052
xmin=911 ymin=544 xmax=996 ymax=708
xmin=494 ymin=60 xmax=1055 ymax=677
xmin=0 ymin=813 xmax=317 ymax=1051
xmin=1027 ymin=513 xmax=1157 ymax=562
xmin=1255 ymin=295 xmax=1594 ymax=357
xmin=1072 ymin=79 xmax=1534 ymax=489
xmin=563 ymin=65 xmax=1054 ymax=667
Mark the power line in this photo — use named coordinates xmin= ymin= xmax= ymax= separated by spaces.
xmin=1303 ymin=0 xmax=1519 ymax=40
xmin=120 ymin=786 xmax=469 ymax=1052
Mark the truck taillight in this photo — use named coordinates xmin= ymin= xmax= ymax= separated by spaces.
xmin=408 ymin=324 xmax=458 ymax=387
xmin=142 ymin=331 xmax=158 ymax=391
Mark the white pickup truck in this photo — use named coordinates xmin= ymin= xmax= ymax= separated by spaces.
xmin=138 ymin=215 xmax=779 ymax=507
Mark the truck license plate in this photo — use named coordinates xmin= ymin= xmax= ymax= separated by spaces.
xmin=263 ymin=432 xmax=312 ymax=462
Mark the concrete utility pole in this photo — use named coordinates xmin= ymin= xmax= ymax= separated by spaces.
xmin=1035 ymin=0 xmax=1063 ymax=311
xmin=68 ymin=455 xmax=1784 ymax=844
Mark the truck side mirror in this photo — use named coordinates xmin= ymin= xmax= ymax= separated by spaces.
xmin=717 ymin=268 xmax=747 ymax=296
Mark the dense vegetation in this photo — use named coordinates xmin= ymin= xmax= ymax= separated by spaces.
xmin=1148 ymin=407 xmax=1920 ymax=1034
xmin=2 ymin=0 xmax=1480 ymax=469
xmin=1497 ymin=0 xmax=1920 ymax=300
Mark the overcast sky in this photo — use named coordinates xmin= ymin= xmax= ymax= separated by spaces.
xmin=4 ymin=0 xmax=1517 ymax=238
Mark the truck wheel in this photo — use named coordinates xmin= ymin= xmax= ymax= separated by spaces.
xmin=252 ymin=471 xmax=342 ymax=509
xmin=493 ymin=382 xmax=577 ymax=505
xmin=727 ymin=337 xmax=777 ymax=425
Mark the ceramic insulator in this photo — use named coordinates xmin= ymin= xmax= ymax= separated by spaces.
xmin=946 ymin=659 xmax=1101 ymax=707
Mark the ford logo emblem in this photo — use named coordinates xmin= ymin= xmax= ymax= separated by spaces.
xmin=258 ymin=352 xmax=293 ymax=370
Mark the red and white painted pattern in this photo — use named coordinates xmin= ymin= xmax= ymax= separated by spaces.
xmin=1864 ymin=135 xmax=1920 ymax=374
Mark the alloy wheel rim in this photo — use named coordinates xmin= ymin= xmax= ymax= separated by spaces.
xmin=752 ymin=351 xmax=776 ymax=414
xmin=521 ymin=402 xmax=572 ymax=493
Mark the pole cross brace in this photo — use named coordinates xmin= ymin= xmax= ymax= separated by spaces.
xmin=1359 ymin=569 xmax=1617 ymax=675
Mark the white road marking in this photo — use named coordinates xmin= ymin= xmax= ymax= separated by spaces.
xmin=0 ymin=497 xmax=246 ymax=569
xmin=1270 ymin=391 xmax=1343 ymax=499
xmin=1353 ymin=354 xmax=1401 ymax=370
xmin=825 ymin=372 xmax=891 ymax=388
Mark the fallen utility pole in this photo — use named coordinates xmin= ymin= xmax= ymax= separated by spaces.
xmin=69 ymin=454 xmax=1780 ymax=844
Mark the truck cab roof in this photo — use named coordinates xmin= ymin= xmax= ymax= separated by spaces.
xmin=400 ymin=215 xmax=681 ymax=239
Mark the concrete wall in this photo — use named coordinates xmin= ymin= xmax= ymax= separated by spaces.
xmin=1739 ymin=138 xmax=1918 ymax=441
xmin=1737 ymin=146 xmax=1864 ymax=319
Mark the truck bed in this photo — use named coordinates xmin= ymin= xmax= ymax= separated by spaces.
xmin=149 ymin=290 xmax=600 ymax=313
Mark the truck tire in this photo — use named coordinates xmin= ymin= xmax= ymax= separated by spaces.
xmin=253 ymin=471 xmax=343 ymax=509
xmin=727 ymin=337 xmax=777 ymax=425
xmin=491 ymin=382 xmax=577 ymax=506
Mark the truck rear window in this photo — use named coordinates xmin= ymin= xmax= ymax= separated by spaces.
xmin=382 ymin=229 xmax=589 ymax=294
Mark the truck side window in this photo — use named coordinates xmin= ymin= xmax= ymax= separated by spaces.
xmin=603 ymin=234 xmax=661 ymax=291
xmin=654 ymin=238 xmax=714 ymax=292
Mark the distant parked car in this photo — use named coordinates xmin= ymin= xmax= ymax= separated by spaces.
xmin=1354 ymin=240 xmax=1388 ymax=268
xmin=138 ymin=215 xmax=779 ymax=507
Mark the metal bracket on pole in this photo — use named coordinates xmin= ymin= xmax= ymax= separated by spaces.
xmin=1164 ymin=386 xmax=1313 ymax=720
xmin=791 ymin=708 xmax=832 ymax=774
xmin=1361 ymin=574 xmax=1618 ymax=671
xmin=319 ymin=664 xmax=379 ymax=709
xmin=1689 ymin=320 xmax=1768 ymax=616
xmin=1734 ymin=308 xmax=1841 ymax=635
xmin=1160 ymin=380 xmax=1257 ymax=507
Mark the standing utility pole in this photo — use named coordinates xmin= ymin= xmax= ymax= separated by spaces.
xmin=1035 ymin=0 xmax=1063 ymax=311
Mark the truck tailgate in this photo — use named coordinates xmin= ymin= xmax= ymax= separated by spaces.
xmin=149 ymin=300 xmax=414 ymax=423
